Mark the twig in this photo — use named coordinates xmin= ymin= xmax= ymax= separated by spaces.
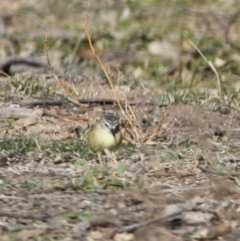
xmin=90 ymin=219 xmax=121 ymax=228
xmin=21 ymin=99 xmax=68 ymax=107
xmin=114 ymin=206 xmax=220 ymax=234
xmin=44 ymin=34 xmax=88 ymax=113
xmin=21 ymin=98 xmax=157 ymax=108
xmin=0 ymin=56 xmax=47 ymax=75
xmin=148 ymin=186 xmax=209 ymax=195
xmin=146 ymin=108 xmax=165 ymax=143
xmin=189 ymin=40 xmax=223 ymax=97
xmin=198 ymin=165 xmax=228 ymax=176
xmin=0 ymin=195 xmax=26 ymax=200
xmin=0 ymin=212 xmax=50 ymax=221
xmin=84 ymin=8 xmax=123 ymax=115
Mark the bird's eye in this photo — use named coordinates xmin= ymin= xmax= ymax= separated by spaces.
xmin=104 ymin=121 xmax=111 ymax=129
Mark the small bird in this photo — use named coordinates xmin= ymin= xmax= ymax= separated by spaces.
xmin=87 ymin=115 xmax=122 ymax=162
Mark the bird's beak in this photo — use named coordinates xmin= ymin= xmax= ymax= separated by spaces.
xmin=111 ymin=129 xmax=117 ymax=141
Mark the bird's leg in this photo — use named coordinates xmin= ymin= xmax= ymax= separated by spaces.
xmin=97 ymin=151 xmax=105 ymax=166
xmin=104 ymin=149 xmax=117 ymax=166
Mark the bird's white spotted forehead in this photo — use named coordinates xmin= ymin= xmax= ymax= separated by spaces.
xmin=103 ymin=115 xmax=119 ymax=122
xmin=102 ymin=115 xmax=120 ymax=129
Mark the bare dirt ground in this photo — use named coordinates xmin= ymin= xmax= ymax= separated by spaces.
xmin=1 ymin=0 xmax=240 ymax=241
xmin=0 ymin=77 xmax=240 ymax=241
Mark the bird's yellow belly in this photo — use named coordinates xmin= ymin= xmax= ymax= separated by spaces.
xmin=87 ymin=126 xmax=122 ymax=152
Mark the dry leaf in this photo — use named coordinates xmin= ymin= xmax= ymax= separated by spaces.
xmin=17 ymin=229 xmax=45 ymax=241
xmin=114 ymin=233 xmax=134 ymax=241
